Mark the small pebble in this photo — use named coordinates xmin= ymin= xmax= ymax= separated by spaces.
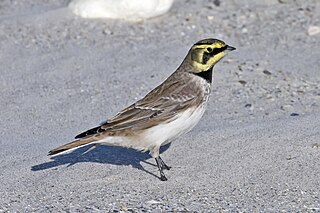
xmin=103 ymin=29 xmax=113 ymax=35
xmin=278 ymin=0 xmax=290 ymax=3
xmin=242 ymin=28 xmax=248 ymax=33
xmin=312 ymin=144 xmax=320 ymax=148
xmin=207 ymin=16 xmax=214 ymax=20
xmin=238 ymin=80 xmax=247 ymax=85
xmin=290 ymin=113 xmax=299 ymax=116
xmin=308 ymin=26 xmax=320 ymax=36
xmin=213 ymin=0 xmax=221 ymax=6
xmin=263 ymin=70 xmax=272 ymax=75
xmin=146 ymin=200 xmax=161 ymax=205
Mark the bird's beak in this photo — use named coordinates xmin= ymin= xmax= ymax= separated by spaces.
xmin=226 ymin=45 xmax=236 ymax=51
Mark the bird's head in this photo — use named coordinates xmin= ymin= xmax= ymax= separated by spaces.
xmin=187 ymin=38 xmax=236 ymax=73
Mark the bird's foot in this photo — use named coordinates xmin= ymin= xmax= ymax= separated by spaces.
xmin=160 ymin=174 xmax=168 ymax=181
xmin=158 ymin=156 xmax=171 ymax=170
xmin=162 ymin=162 xmax=171 ymax=171
xmin=155 ymin=156 xmax=170 ymax=181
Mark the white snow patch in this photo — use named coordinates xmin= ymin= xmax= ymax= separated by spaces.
xmin=69 ymin=0 xmax=174 ymax=21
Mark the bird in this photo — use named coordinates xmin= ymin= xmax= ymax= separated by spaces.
xmin=48 ymin=38 xmax=236 ymax=181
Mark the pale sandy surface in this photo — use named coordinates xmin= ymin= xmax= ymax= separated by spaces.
xmin=1 ymin=0 xmax=320 ymax=212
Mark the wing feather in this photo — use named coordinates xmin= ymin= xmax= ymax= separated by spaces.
xmin=75 ymin=74 xmax=201 ymax=139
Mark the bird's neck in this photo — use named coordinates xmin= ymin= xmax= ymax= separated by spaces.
xmin=192 ymin=67 xmax=213 ymax=83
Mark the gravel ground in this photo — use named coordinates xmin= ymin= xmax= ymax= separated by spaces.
xmin=0 ymin=0 xmax=320 ymax=212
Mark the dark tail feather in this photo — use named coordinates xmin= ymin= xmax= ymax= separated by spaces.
xmin=48 ymin=138 xmax=94 ymax=156
xmin=75 ymin=126 xmax=105 ymax=139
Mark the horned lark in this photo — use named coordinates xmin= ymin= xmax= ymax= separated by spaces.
xmin=48 ymin=38 xmax=235 ymax=181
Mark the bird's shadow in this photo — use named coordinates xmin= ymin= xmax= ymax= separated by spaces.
xmin=31 ymin=143 xmax=171 ymax=180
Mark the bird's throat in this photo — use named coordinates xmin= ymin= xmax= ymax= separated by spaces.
xmin=193 ymin=68 xmax=213 ymax=83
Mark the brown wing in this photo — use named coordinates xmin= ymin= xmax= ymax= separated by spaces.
xmin=75 ymin=74 xmax=200 ymax=139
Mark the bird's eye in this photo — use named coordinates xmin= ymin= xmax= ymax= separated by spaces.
xmin=207 ymin=47 xmax=213 ymax=53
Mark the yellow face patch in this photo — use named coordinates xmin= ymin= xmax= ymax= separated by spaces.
xmin=190 ymin=41 xmax=228 ymax=72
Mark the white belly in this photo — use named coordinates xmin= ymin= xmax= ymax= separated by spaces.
xmin=143 ymin=106 xmax=206 ymax=147
xmin=95 ymin=106 xmax=206 ymax=155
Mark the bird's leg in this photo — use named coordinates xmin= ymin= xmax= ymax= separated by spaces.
xmin=155 ymin=156 xmax=168 ymax=181
xmin=158 ymin=156 xmax=171 ymax=170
